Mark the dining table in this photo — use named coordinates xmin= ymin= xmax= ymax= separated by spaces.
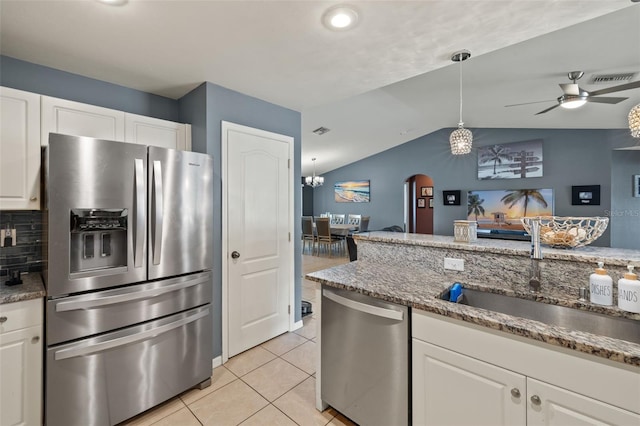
xmin=312 ymin=222 xmax=357 ymax=236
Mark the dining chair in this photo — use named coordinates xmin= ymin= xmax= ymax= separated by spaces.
xmin=347 ymin=214 xmax=361 ymax=226
xmin=331 ymin=214 xmax=346 ymax=225
xmin=359 ymin=216 xmax=370 ymax=232
xmin=316 ymin=217 xmax=342 ymax=257
xmin=302 ymin=216 xmax=316 ymax=255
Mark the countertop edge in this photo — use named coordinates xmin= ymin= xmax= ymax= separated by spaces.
xmin=307 ymin=268 xmax=640 ymax=367
xmin=0 ymin=274 xmax=46 ymax=304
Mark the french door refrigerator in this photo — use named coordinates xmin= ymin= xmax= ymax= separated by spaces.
xmin=43 ymin=133 xmax=214 ymax=426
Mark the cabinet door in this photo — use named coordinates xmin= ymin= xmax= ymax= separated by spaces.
xmin=125 ymin=113 xmax=187 ymax=150
xmin=0 ymin=325 xmax=43 ymax=426
xmin=527 ymin=378 xmax=640 ymax=426
xmin=41 ymin=96 xmax=125 ymax=144
xmin=0 ymin=87 xmax=41 ymax=210
xmin=413 ymin=338 xmax=526 ymax=426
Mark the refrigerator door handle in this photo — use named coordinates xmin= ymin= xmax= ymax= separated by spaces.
xmin=55 ymin=276 xmax=203 ymax=312
xmin=152 ymin=160 xmax=164 ymax=265
xmin=53 ymin=308 xmax=209 ymax=361
xmin=134 ymin=158 xmax=145 ymax=268
xmin=322 ymin=289 xmax=404 ymax=321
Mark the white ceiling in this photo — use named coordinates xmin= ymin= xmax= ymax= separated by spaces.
xmin=1 ymin=1 xmax=639 ymax=175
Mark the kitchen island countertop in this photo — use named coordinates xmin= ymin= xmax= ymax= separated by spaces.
xmin=307 ymin=260 xmax=640 ymax=367
xmin=0 ymin=273 xmax=46 ymax=304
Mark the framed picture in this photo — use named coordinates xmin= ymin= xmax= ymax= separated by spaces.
xmin=442 ymin=190 xmax=461 ymax=206
xmin=417 ymin=198 xmax=426 ymax=208
xmin=429 ymin=198 xmax=434 ymax=208
xmin=421 ymin=186 xmax=433 ymax=197
xmin=634 ymin=175 xmax=640 ymax=198
xmin=334 ymin=180 xmax=370 ymax=203
xmin=571 ymin=185 xmax=600 ymax=206
xmin=478 ymin=139 xmax=543 ymax=180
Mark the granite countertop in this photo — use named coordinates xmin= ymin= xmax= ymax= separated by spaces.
xmin=355 ymin=232 xmax=640 ymax=266
xmin=307 ymin=261 xmax=640 ymax=367
xmin=0 ymin=273 xmax=46 ymax=304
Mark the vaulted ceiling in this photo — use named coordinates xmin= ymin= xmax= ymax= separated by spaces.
xmin=1 ymin=1 xmax=638 ymax=174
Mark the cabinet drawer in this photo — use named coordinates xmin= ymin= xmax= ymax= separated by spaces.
xmin=0 ymin=299 xmax=43 ymax=334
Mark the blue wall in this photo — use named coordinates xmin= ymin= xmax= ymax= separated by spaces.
xmin=0 ymin=55 xmax=178 ymax=120
xmin=313 ymin=127 xmax=639 ymax=248
xmin=180 ymin=82 xmax=302 ymax=358
xmin=1 ymin=56 xmax=303 ymax=360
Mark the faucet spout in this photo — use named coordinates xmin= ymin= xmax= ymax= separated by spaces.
xmin=529 ymin=218 xmax=543 ymax=292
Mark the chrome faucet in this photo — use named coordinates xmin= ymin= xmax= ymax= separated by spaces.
xmin=529 ymin=218 xmax=543 ymax=293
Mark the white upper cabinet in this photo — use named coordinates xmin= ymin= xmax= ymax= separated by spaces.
xmin=41 ymin=96 xmax=125 ymax=145
xmin=0 ymin=87 xmax=41 ymax=210
xmin=124 ymin=113 xmax=189 ymax=150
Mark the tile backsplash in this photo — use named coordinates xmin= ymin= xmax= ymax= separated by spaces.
xmin=0 ymin=210 xmax=45 ymax=277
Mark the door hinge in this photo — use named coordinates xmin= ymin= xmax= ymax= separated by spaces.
xmin=288 ymin=159 xmax=291 ymax=169
xmin=288 ymin=232 xmax=291 ymax=242
xmin=288 ymin=305 xmax=291 ymax=314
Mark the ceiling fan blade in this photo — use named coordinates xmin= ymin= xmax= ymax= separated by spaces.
xmin=589 ymin=80 xmax=640 ymax=96
xmin=504 ymin=100 xmax=554 ymax=107
xmin=535 ymin=104 xmax=560 ymax=115
xmin=560 ymin=83 xmax=580 ymax=95
xmin=585 ymin=96 xmax=628 ymax=104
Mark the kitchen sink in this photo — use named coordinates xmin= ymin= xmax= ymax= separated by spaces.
xmin=440 ymin=286 xmax=640 ymax=345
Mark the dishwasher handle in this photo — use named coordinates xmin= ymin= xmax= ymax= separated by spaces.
xmin=323 ymin=289 xmax=404 ymax=321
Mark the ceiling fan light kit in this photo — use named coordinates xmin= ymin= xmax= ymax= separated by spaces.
xmin=449 ymin=50 xmax=473 ymax=155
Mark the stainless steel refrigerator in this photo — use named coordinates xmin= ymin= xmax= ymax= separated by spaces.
xmin=43 ymin=133 xmax=214 ymax=426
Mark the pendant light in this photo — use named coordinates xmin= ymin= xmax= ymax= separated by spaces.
xmin=629 ymin=103 xmax=640 ymax=138
xmin=305 ymin=158 xmax=324 ymax=187
xmin=449 ymin=50 xmax=473 ymax=155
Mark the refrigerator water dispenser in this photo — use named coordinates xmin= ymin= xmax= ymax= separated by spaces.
xmin=70 ymin=209 xmax=128 ymax=273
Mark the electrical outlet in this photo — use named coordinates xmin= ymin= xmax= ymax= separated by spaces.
xmin=444 ymin=257 xmax=464 ymax=271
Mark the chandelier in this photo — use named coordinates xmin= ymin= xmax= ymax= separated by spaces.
xmin=305 ymin=158 xmax=324 ymax=187
xmin=629 ymin=103 xmax=640 ymax=138
xmin=449 ymin=50 xmax=473 ymax=155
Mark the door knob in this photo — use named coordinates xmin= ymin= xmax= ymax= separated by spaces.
xmin=231 ymin=251 xmax=240 ymax=259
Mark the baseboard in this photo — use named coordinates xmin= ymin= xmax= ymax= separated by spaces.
xmin=292 ymin=320 xmax=304 ymax=331
xmin=212 ymin=356 xmax=222 ymax=369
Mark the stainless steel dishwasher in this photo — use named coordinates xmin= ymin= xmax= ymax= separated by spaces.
xmin=321 ymin=286 xmax=410 ymax=426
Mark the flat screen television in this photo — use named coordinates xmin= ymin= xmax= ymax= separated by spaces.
xmin=467 ymin=189 xmax=554 ymax=240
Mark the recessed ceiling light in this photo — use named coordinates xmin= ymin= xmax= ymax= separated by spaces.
xmin=322 ymin=5 xmax=359 ymax=31
xmin=96 ymin=0 xmax=128 ymax=6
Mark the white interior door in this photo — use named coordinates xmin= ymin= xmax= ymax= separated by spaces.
xmin=223 ymin=121 xmax=293 ymax=358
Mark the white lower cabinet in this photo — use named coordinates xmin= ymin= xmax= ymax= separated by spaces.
xmin=412 ymin=310 xmax=640 ymax=426
xmin=413 ymin=339 xmax=526 ymax=426
xmin=0 ymin=299 xmax=43 ymax=426
xmin=527 ymin=379 xmax=640 ymax=426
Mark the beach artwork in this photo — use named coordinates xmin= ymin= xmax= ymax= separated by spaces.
xmin=467 ymin=188 xmax=554 ymax=232
xmin=334 ymin=180 xmax=370 ymax=203
xmin=478 ymin=139 xmax=543 ymax=180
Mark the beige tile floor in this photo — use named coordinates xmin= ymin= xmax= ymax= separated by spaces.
xmin=120 ymin=254 xmax=350 ymax=426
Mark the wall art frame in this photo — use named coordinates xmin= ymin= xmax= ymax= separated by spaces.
xmin=417 ymin=198 xmax=426 ymax=208
xmin=442 ymin=190 xmax=461 ymax=206
xmin=571 ymin=185 xmax=600 ymax=206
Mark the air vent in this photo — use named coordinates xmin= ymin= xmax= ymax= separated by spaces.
xmin=312 ymin=127 xmax=330 ymax=136
xmin=589 ymin=73 xmax=637 ymax=84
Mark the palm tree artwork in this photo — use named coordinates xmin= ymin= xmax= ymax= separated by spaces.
xmin=480 ymin=145 xmax=512 ymax=175
xmin=500 ymin=190 xmax=548 ymax=217
xmin=467 ymin=193 xmax=485 ymax=221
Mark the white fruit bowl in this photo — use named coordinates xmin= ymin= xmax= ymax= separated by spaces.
xmin=521 ymin=216 xmax=609 ymax=248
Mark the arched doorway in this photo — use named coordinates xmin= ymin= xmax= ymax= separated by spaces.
xmin=405 ymin=174 xmax=434 ymax=234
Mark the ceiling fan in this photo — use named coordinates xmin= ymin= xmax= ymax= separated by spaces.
xmin=505 ymin=71 xmax=640 ymax=115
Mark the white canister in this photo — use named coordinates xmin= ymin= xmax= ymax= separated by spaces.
xmin=454 ymin=220 xmax=477 ymax=243
xmin=589 ymin=261 xmax=613 ymax=306
xmin=618 ymin=265 xmax=640 ymax=313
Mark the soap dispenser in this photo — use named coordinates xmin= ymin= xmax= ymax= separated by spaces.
xmin=618 ymin=265 xmax=640 ymax=313
xmin=589 ymin=261 xmax=613 ymax=306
